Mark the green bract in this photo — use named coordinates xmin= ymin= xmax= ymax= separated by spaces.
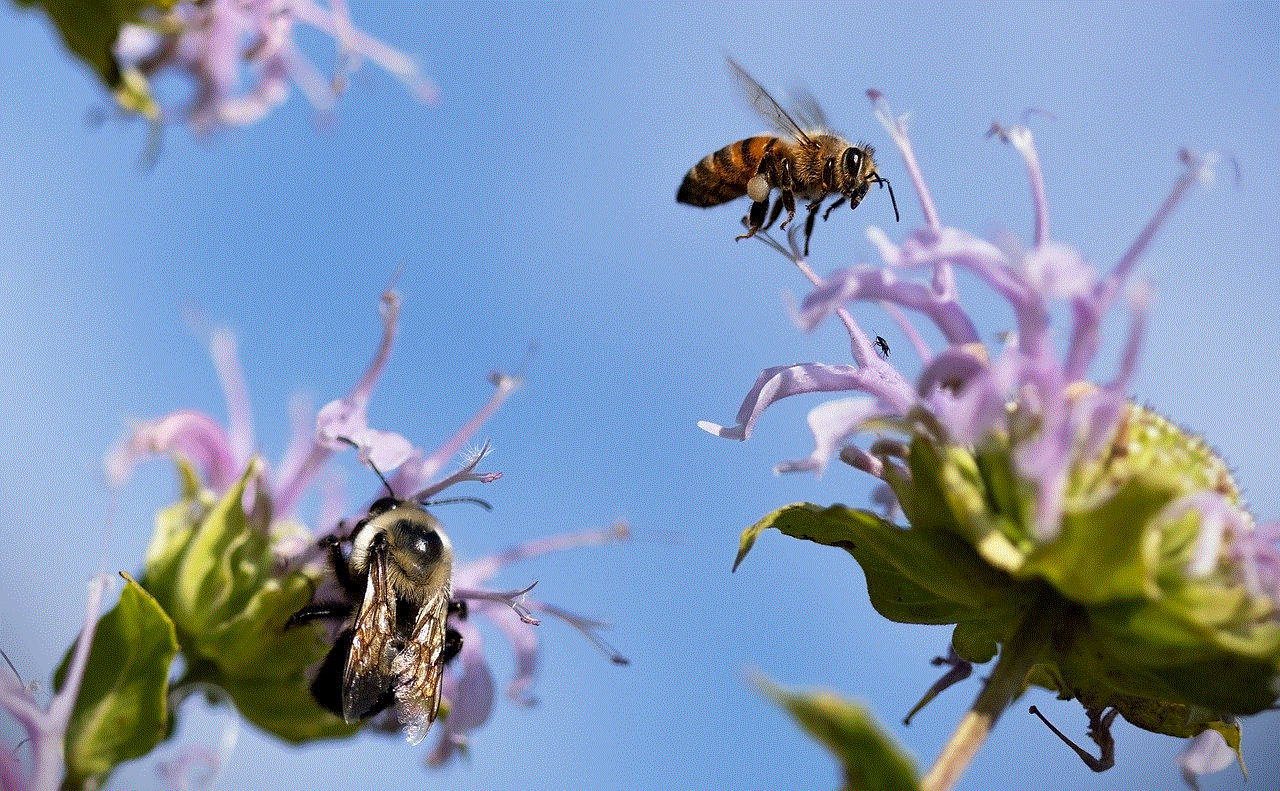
xmin=139 ymin=459 xmax=356 ymax=743
xmin=54 ymin=574 xmax=177 ymax=791
xmin=761 ymin=681 xmax=921 ymax=791
xmin=14 ymin=0 xmax=170 ymax=117
xmin=736 ymin=402 xmax=1280 ymax=753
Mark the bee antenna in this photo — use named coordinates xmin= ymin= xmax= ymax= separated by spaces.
xmin=420 ymin=496 xmax=493 ymax=512
xmin=876 ymin=175 xmax=901 ymax=223
xmin=366 ymin=461 xmax=396 ymax=498
xmin=335 ymin=436 xmax=397 ymax=497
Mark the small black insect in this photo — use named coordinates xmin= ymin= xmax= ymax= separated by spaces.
xmin=874 ymin=335 xmax=891 ymax=359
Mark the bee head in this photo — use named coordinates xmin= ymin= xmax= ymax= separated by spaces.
xmin=350 ymin=503 xmax=454 ymax=588
xmin=842 ymin=144 xmax=900 ymax=223
xmin=384 ymin=509 xmax=454 ymax=587
xmin=366 ymin=495 xmax=402 ymax=518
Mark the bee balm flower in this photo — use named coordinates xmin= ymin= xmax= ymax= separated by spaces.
xmin=707 ymin=95 xmax=1279 ymax=786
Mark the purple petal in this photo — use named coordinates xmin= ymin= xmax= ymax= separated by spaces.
xmin=445 ymin=624 xmax=497 ymax=730
xmin=406 ymin=370 xmax=522 ymax=489
xmin=209 ymin=329 xmax=254 ymax=469
xmin=401 ymin=441 xmax=501 ymax=503
xmin=1231 ymin=521 xmax=1280 ymax=599
xmin=698 ymin=363 xmax=869 ymax=441
xmin=870 ymin=91 xmax=942 ymax=230
xmin=479 ymin=603 xmax=541 ymax=706
xmin=1068 ymin=151 xmax=1210 ymax=378
xmin=799 ymin=254 xmax=980 ymax=346
xmin=454 ymin=524 xmax=630 ymax=588
xmin=104 ymin=411 xmax=237 ymax=491
xmin=988 ymin=124 xmax=1049 ymax=247
xmin=1 ymin=576 xmax=110 ymax=791
xmin=774 ymin=397 xmax=881 ymax=476
xmin=270 ymin=393 xmax=320 ymax=516
xmin=1178 ymin=728 xmax=1237 ymax=782
xmin=919 ymin=350 xmax=1009 ymax=446
xmin=292 ymin=0 xmax=437 ymax=103
xmin=294 ymin=291 xmax=404 ymax=501
xmin=427 ymin=622 xmax=495 ymax=767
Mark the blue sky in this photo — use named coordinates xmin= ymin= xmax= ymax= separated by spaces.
xmin=1 ymin=2 xmax=1278 ymax=790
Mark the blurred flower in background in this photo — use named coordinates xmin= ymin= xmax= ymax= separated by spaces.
xmin=16 ymin=0 xmax=434 ymax=133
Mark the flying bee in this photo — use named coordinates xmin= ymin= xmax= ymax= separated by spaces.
xmin=677 ymin=58 xmax=899 ymax=255
xmin=286 ymin=472 xmax=472 ymax=744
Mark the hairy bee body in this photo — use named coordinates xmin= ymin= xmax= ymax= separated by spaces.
xmin=287 ymin=495 xmax=462 ymax=745
xmin=677 ymin=59 xmax=897 ymax=254
xmin=677 ymin=136 xmax=782 ymax=207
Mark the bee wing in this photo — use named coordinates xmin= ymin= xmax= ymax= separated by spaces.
xmin=727 ymin=57 xmax=814 ymax=146
xmin=342 ymin=546 xmax=398 ymax=723
xmin=391 ymin=588 xmax=451 ymax=745
xmin=787 ymin=86 xmax=833 ymax=133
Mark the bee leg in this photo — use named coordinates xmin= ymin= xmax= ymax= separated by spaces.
xmin=735 ymin=199 xmax=769 ymax=241
xmin=439 ymin=598 xmax=468 ymax=665
xmin=318 ymin=534 xmax=363 ymax=599
xmin=285 ymin=601 xmax=353 ymax=630
xmin=823 ymin=195 xmax=847 ymax=221
xmin=802 ymin=202 xmax=822 ymax=257
xmin=776 ymin=189 xmax=798 ymax=231
xmin=760 ymin=195 xmax=786 ymax=231
xmin=309 ymin=630 xmax=354 ymax=717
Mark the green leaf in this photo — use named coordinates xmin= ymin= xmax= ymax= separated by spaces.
xmin=762 ymin=681 xmax=920 ymax=791
xmin=171 ymin=462 xmax=262 ymax=639
xmin=887 ymin=435 xmax=963 ymax=536
xmin=202 ymin=575 xmax=319 ymax=680
xmin=1086 ymin=592 xmax=1280 ymax=715
xmin=222 ymin=675 xmax=360 ymax=743
xmin=741 ymin=503 xmax=1025 ymax=626
xmin=140 ymin=460 xmax=210 ymax=619
xmin=14 ymin=0 xmax=171 ymax=88
xmin=137 ymin=459 xmax=352 ymax=744
xmin=54 ymin=573 xmax=178 ymax=790
xmin=951 ymin=621 xmax=997 ymax=664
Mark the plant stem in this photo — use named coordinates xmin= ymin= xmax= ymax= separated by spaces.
xmin=921 ymin=588 xmax=1063 ymax=791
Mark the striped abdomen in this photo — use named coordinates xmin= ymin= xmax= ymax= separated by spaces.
xmin=677 ymin=136 xmax=781 ymax=207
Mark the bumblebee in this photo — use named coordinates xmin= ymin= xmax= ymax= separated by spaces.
xmin=287 ymin=494 xmax=462 ymax=743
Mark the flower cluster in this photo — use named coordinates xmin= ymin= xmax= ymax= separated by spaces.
xmin=107 ymin=0 xmax=435 ymax=131
xmin=21 ymin=290 xmax=629 ymax=787
xmin=707 ymin=94 xmax=1279 ymax=786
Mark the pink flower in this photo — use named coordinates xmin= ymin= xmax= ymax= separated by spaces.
xmin=700 ymin=92 xmax=1277 ymax=784
xmin=105 ymin=291 xmax=420 ymax=529
xmin=112 ymin=0 xmax=435 ymax=132
xmin=0 ymin=578 xmax=107 ymax=791
xmin=425 ymin=523 xmax=631 ymax=767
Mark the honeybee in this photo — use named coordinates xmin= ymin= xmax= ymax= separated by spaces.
xmin=677 ymin=58 xmax=899 ymax=255
xmin=287 ymin=475 xmax=465 ymax=744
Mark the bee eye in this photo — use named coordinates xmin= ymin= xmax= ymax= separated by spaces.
xmin=843 ymin=147 xmax=863 ymax=174
xmin=823 ymin=157 xmax=836 ymax=188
